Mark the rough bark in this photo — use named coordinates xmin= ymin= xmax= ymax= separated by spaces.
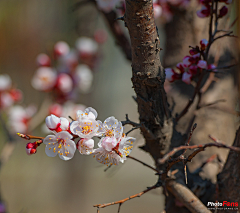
xmin=217 ymin=127 xmax=240 ymax=213
xmin=124 ymin=0 xmax=172 ymax=166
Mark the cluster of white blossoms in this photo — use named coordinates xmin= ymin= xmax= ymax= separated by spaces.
xmin=43 ymin=107 xmax=136 ymax=165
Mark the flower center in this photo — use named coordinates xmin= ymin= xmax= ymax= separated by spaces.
xmin=57 ymin=138 xmax=66 ymax=149
xmin=112 ymin=143 xmax=123 ymax=157
xmin=105 ymin=129 xmax=114 ymax=137
xmin=82 ymin=125 xmax=92 ymax=134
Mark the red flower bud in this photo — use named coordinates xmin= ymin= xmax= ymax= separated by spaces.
xmin=219 ymin=6 xmax=228 ymax=18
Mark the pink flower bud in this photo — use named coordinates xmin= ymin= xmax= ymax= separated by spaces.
xmin=219 ymin=6 xmax=228 ymax=18
xmin=26 ymin=142 xmax=37 ymax=155
xmin=94 ymin=29 xmax=108 ymax=44
xmin=36 ymin=53 xmax=51 ymax=67
xmin=176 ymin=62 xmax=185 ymax=74
xmin=197 ymin=60 xmax=207 ymax=69
xmin=207 ymin=64 xmax=217 ymax=71
xmin=197 ymin=5 xmax=211 ymax=18
xmin=45 ymin=114 xmax=70 ymax=132
xmin=219 ymin=0 xmax=232 ymax=4
xmin=190 ymin=53 xmax=201 ymax=64
xmin=49 ymin=104 xmax=63 ymax=117
xmin=182 ymin=72 xmax=192 ymax=84
xmin=200 ymin=39 xmax=208 ymax=50
xmin=199 ymin=0 xmax=211 ymax=5
xmin=46 ymin=114 xmax=60 ymax=129
xmin=54 ymin=41 xmax=70 ymax=58
xmin=189 ymin=65 xmax=198 ymax=75
xmin=189 ymin=48 xmax=199 ymax=55
xmin=56 ymin=73 xmax=73 ymax=94
xmin=183 ymin=56 xmax=192 ymax=67
xmin=101 ymin=137 xmax=118 ymax=152
xmin=9 ymin=89 xmax=22 ymax=102
xmin=153 ymin=4 xmax=162 ymax=19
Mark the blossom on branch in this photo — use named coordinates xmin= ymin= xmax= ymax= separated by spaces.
xmin=45 ymin=114 xmax=70 ymax=133
xmin=43 ymin=131 xmax=76 ymax=160
xmin=31 ymin=67 xmax=57 ymax=91
xmin=77 ymin=138 xmax=94 ymax=155
xmin=70 ymin=107 xmax=99 ymax=139
xmin=93 ymin=134 xmax=135 ymax=165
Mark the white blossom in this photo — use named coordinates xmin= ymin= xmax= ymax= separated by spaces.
xmin=77 ymin=138 xmax=94 ymax=155
xmin=70 ymin=107 xmax=99 ymax=138
xmin=43 ymin=131 xmax=76 ymax=160
xmin=45 ymin=114 xmax=70 ymax=132
xmin=0 ymin=74 xmax=11 ymax=91
xmin=93 ymin=134 xmax=135 ymax=165
xmin=31 ymin=67 xmax=57 ymax=91
xmin=75 ymin=64 xmax=93 ymax=93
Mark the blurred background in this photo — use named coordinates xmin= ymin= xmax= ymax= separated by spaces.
xmin=0 ymin=0 xmax=239 ymax=213
xmin=0 ymin=0 xmax=164 ymax=213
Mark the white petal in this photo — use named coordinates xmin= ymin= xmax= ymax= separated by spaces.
xmin=45 ymin=143 xmax=58 ymax=157
xmin=60 ymin=117 xmax=70 ymax=130
xmin=76 ymin=110 xmax=84 ymax=120
xmin=59 ymin=140 xmax=76 ymax=160
xmin=101 ymin=137 xmax=118 ymax=151
xmin=119 ymin=137 xmax=136 ymax=156
xmin=95 ymin=120 xmax=104 ymax=136
xmin=85 ymin=107 xmax=98 ymax=119
xmin=104 ymin=116 xmax=118 ymax=129
xmin=46 ymin=115 xmax=60 ymax=129
xmin=55 ymin=131 xmax=73 ymax=140
xmin=70 ymin=121 xmax=81 ymax=135
xmin=113 ymin=122 xmax=123 ymax=139
xmin=43 ymin=135 xmax=57 ymax=144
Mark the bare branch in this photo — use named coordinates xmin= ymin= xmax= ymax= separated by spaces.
xmin=159 ymin=140 xmax=240 ymax=164
xmin=198 ymin=99 xmax=226 ymax=109
xmin=175 ymin=73 xmax=204 ymax=122
xmin=121 ymin=114 xmax=141 ymax=127
xmin=93 ymin=184 xmax=159 ymax=209
xmin=166 ymin=180 xmax=211 ymax=213
xmin=127 ymin=155 xmax=158 ymax=172
xmin=17 ymin=133 xmax=45 ymax=140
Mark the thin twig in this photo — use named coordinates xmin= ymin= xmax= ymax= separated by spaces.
xmin=125 ymin=127 xmax=139 ymax=136
xmin=104 ymin=164 xmax=112 ymax=172
xmin=198 ymin=99 xmax=226 ymax=109
xmin=213 ymin=32 xmax=237 ymax=42
xmin=17 ymin=133 xmax=45 ymax=140
xmin=93 ymin=184 xmax=159 ymax=209
xmin=175 ymin=73 xmax=204 ymax=122
xmin=127 ymin=155 xmax=158 ymax=172
xmin=121 ymin=114 xmax=141 ymax=127
xmin=207 ymin=64 xmax=238 ymax=72
xmin=159 ymin=141 xmax=240 ymax=164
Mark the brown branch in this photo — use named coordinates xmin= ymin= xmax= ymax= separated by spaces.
xmin=127 ymin=155 xmax=158 ymax=172
xmin=17 ymin=133 xmax=45 ymax=140
xmin=175 ymin=73 xmax=204 ymax=122
xmin=93 ymin=184 xmax=159 ymax=209
xmin=101 ymin=11 xmax=132 ymax=61
xmin=207 ymin=63 xmax=238 ymax=73
xmin=125 ymin=0 xmax=172 ymax=161
xmin=166 ymin=180 xmax=211 ymax=213
xmin=159 ymin=140 xmax=240 ymax=164
xmin=71 ymin=0 xmax=132 ymax=60
xmin=200 ymin=72 xmax=215 ymax=93
xmin=213 ymin=32 xmax=237 ymax=43
xmin=121 ymin=114 xmax=141 ymax=127
xmin=198 ymin=99 xmax=226 ymax=109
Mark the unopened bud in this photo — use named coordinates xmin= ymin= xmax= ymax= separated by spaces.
xmin=219 ymin=6 xmax=228 ymax=18
xmin=200 ymin=39 xmax=208 ymax=51
xmin=36 ymin=53 xmax=51 ymax=67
